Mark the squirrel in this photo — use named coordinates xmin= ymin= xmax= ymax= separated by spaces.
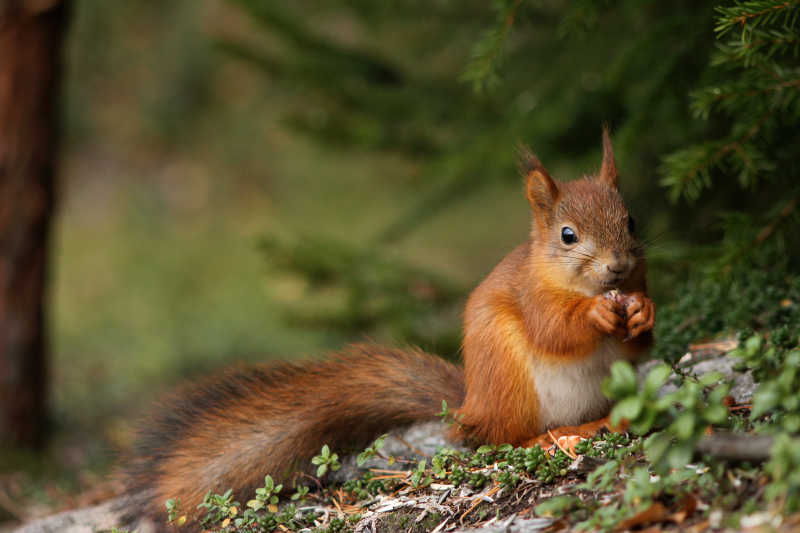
xmin=123 ymin=128 xmax=655 ymax=527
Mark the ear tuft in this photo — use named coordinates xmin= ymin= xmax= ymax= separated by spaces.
xmin=597 ymin=125 xmax=618 ymax=190
xmin=516 ymin=143 xmax=541 ymax=177
xmin=517 ymin=143 xmax=558 ymax=212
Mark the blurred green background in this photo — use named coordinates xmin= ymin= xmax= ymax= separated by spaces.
xmin=3 ymin=0 xmax=798 ymax=522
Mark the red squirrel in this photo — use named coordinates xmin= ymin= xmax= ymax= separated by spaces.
xmin=124 ymin=129 xmax=654 ymax=526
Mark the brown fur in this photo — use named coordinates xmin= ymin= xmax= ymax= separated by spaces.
xmin=125 ymin=345 xmax=464 ymax=524
xmin=455 ymin=130 xmax=652 ymax=445
xmin=125 ymin=130 xmax=654 ymax=529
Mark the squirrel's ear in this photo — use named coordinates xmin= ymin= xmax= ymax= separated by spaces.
xmin=597 ymin=126 xmax=618 ymax=190
xmin=518 ymin=145 xmax=558 ymax=212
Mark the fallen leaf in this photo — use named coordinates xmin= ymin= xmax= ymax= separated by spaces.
xmin=556 ymin=435 xmax=582 ymax=457
xmin=669 ymin=495 xmax=697 ymax=524
xmin=686 ymin=519 xmax=710 ymax=533
xmin=615 ymin=502 xmax=669 ymax=531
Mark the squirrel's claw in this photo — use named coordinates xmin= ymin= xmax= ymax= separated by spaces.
xmin=623 ymin=293 xmax=655 ymax=339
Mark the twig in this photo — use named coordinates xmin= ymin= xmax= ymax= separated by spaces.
xmin=695 ymin=432 xmax=774 ymax=462
xmin=460 ymin=484 xmax=502 ymax=523
xmin=369 ymin=469 xmax=411 ymax=474
xmin=755 ymin=195 xmax=798 ymax=244
xmin=548 ymin=430 xmax=577 ymax=460
xmin=299 ymin=472 xmax=324 ymax=492
xmin=392 ymin=434 xmax=430 ymax=458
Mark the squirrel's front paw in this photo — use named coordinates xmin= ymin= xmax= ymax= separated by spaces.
xmin=623 ymin=292 xmax=655 ymax=339
xmin=587 ymin=295 xmax=626 ymax=339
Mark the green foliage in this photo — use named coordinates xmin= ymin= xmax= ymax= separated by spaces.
xmin=290 ymin=485 xmax=309 ymax=502
xmin=661 ymin=0 xmax=800 ymax=204
xmin=260 ymin=235 xmax=464 ymax=355
xmin=195 ymin=477 xmax=312 ymax=532
xmin=653 ymin=239 xmax=800 ymax=363
xmin=436 ymin=399 xmax=463 ymax=427
xmin=246 ymin=475 xmax=282 ymax=512
xmin=732 ymin=332 xmax=800 ymax=432
xmin=461 ymin=0 xmax=522 ymax=92
xmin=356 ymin=433 xmax=388 ymax=466
xmin=311 ymin=444 xmax=341 ymax=478
xmin=534 ymin=440 xmax=725 ymax=532
xmin=223 ymin=0 xmax=781 ymax=352
xmin=198 ymin=489 xmax=238 ymax=526
xmin=423 ymin=442 xmax=570 ymax=487
xmin=409 ymin=459 xmax=430 ymax=487
xmin=165 ymin=497 xmax=186 ymax=527
xmin=604 ymin=361 xmax=731 ymax=473
xmin=765 ymin=434 xmax=800 ymax=512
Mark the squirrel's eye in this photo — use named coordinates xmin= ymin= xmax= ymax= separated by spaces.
xmin=628 ymin=216 xmax=636 ymax=235
xmin=561 ymin=227 xmax=578 ymax=245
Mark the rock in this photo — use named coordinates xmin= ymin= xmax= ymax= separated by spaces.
xmin=637 ymin=341 xmax=755 ymax=404
xmin=10 ymin=498 xmax=129 ymax=533
xmin=455 ymin=516 xmax=555 ymax=532
xmin=332 ymin=420 xmax=463 ymax=483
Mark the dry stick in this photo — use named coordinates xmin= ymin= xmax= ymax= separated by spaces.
xmin=392 ymin=434 xmax=430 ymax=458
xmin=695 ymin=432 xmax=774 ymax=462
xmin=460 ymin=484 xmax=502 ymax=523
xmin=370 ymin=474 xmax=410 ymax=480
xmin=547 ymin=429 xmax=577 ymax=460
xmin=300 ymin=471 xmax=325 ymax=492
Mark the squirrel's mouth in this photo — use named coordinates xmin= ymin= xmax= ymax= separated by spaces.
xmin=600 ymin=278 xmax=623 ymax=289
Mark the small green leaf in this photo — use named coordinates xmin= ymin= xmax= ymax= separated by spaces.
xmin=707 ymin=384 xmax=731 ymax=405
xmin=744 ymin=335 xmax=762 ymax=357
xmin=477 ymin=445 xmax=494 ymax=454
xmin=752 ymin=384 xmax=781 ymax=418
xmin=670 ymin=412 xmax=696 ymax=440
xmin=534 ymin=496 xmax=580 ymax=517
xmin=703 ymin=403 xmax=728 ymax=424
xmin=630 ymin=408 xmax=658 ymax=435
xmin=644 ymin=432 xmax=671 ymax=465
xmin=247 ymin=499 xmax=264 ymax=511
xmin=666 ymin=443 xmax=693 ymax=469
xmin=317 ymin=464 xmax=328 ymax=477
xmin=603 ymin=361 xmax=638 ymax=399
xmin=644 ymin=364 xmax=672 ymax=397
xmin=698 ymin=371 xmax=724 ymax=386
xmin=610 ymin=396 xmax=644 ymax=426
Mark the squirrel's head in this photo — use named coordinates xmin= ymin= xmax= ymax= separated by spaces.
xmin=520 ymin=128 xmax=643 ymax=296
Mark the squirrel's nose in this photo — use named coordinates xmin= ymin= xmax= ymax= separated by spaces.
xmin=606 ymin=264 xmax=624 ymax=275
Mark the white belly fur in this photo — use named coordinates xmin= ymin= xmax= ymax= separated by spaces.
xmin=530 ymin=338 xmax=624 ymax=430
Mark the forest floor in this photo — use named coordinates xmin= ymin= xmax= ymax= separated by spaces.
xmin=7 ymin=336 xmax=796 ymax=533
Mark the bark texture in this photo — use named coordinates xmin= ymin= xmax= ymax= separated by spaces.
xmin=0 ymin=0 xmax=68 ymax=447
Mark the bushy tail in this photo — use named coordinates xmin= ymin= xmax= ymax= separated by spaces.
xmin=124 ymin=344 xmax=465 ymax=524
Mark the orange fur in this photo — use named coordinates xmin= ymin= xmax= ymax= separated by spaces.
xmin=125 ymin=346 xmax=464 ymax=524
xmin=124 ymin=130 xmax=655 ymax=530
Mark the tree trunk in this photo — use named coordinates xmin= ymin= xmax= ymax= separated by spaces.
xmin=0 ymin=0 xmax=68 ymax=448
